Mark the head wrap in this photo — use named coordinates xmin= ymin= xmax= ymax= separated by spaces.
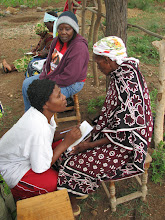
xmin=93 ymin=36 xmax=139 ymax=65
xmin=44 ymin=12 xmax=58 ymax=38
xmin=56 ymin=11 xmax=79 ymax=33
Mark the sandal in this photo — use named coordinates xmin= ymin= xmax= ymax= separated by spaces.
xmin=76 ymin=195 xmax=88 ymax=200
xmin=2 ymin=65 xmax=9 ymax=73
xmin=73 ymin=205 xmax=81 ymax=217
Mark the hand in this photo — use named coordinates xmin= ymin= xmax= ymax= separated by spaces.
xmin=63 ymin=126 xmax=82 ymax=148
xmin=31 ymin=49 xmax=36 ymax=54
xmin=70 ymin=141 xmax=90 ymax=155
xmin=37 ymin=50 xmax=48 ymax=58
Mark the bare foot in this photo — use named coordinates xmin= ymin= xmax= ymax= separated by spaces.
xmin=2 ymin=59 xmax=12 ymax=72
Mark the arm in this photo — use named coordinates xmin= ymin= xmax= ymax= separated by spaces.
xmin=71 ymin=136 xmax=110 ymax=155
xmin=51 ymin=126 xmax=81 ymax=165
xmin=34 ymin=35 xmax=53 ymax=58
xmin=53 ymin=125 xmax=80 ymax=141
xmin=53 ymin=42 xmax=89 ymax=86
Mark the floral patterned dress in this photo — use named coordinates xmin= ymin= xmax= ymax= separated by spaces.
xmin=57 ymin=60 xmax=153 ymax=197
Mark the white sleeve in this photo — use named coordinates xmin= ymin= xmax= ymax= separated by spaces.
xmin=30 ymin=141 xmax=53 ymax=173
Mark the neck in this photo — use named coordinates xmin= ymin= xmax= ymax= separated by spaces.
xmin=43 ymin=110 xmax=54 ymax=124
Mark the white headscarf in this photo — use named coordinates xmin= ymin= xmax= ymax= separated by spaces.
xmin=44 ymin=12 xmax=58 ymax=38
xmin=93 ymin=36 xmax=139 ymax=65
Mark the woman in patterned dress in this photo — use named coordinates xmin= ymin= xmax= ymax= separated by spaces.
xmin=57 ymin=36 xmax=153 ymax=215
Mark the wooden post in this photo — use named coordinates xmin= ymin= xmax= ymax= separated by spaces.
xmin=68 ymin=0 xmax=73 ymax=12
xmin=88 ymin=12 xmax=95 ymax=43
xmin=81 ymin=0 xmax=86 ymax=37
xmin=152 ymin=39 xmax=165 ymax=147
xmin=92 ymin=0 xmax=102 ymax=86
xmin=88 ymin=0 xmax=97 ymax=43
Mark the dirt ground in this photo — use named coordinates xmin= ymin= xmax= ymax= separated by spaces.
xmin=0 ymin=4 xmax=165 ymax=220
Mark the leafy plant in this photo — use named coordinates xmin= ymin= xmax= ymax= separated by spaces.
xmin=13 ymin=55 xmax=33 ymax=72
xmin=151 ymin=141 xmax=165 ymax=185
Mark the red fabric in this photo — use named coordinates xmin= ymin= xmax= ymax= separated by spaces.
xmin=55 ymin=40 xmax=68 ymax=55
xmin=52 ymin=139 xmax=62 ymax=150
xmin=11 ymin=168 xmax=58 ymax=201
xmin=63 ymin=0 xmax=81 ymax=14
xmin=47 ymin=40 xmax=68 ymax=75
xmin=11 ymin=140 xmax=62 ymax=201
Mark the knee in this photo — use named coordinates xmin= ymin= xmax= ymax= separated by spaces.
xmin=22 ymin=78 xmax=29 ymax=91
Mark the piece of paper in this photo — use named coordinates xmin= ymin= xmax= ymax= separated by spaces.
xmin=67 ymin=120 xmax=93 ymax=152
xmin=24 ymin=52 xmax=33 ymax=55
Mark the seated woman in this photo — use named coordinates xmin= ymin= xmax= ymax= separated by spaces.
xmin=0 ymin=79 xmax=81 ymax=207
xmin=2 ymin=11 xmax=58 ymax=74
xmin=22 ymin=11 xmax=89 ymax=111
xmin=56 ymin=36 xmax=154 ymax=215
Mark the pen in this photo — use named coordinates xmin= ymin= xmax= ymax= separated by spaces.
xmin=60 ymin=129 xmax=71 ymax=134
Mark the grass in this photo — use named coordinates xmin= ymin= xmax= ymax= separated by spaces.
xmin=149 ymin=88 xmax=158 ymax=117
xmin=87 ymin=96 xmax=105 ymax=114
xmin=128 ymin=0 xmax=165 ymax=11
xmin=150 ymin=141 xmax=165 ymax=185
xmin=127 ymin=35 xmax=159 ymax=65
xmin=127 ymin=0 xmax=165 ymax=66
xmin=0 ymin=105 xmax=20 ymax=132
xmin=0 ymin=0 xmax=60 ymax=8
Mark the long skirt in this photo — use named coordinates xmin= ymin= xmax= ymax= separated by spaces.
xmin=57 ymin=143 xmax=132 ymax=197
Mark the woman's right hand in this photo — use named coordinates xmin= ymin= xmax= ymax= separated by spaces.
xmin=63 ymin=126 xmax=82 ymax=148
xmin=70 ymin=141 xmax=91 ymax=154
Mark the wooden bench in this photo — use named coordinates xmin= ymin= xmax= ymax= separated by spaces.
xmin=17 ymin=189 xmax=74 ymax=220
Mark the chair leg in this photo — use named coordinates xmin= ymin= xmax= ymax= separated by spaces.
xmin=109 ymin=181 xmax=117 ymax=212
xmin=141 ymin=162 xmax=150 ymax=201
xmin=73 ymin=94 xmax=81 ymax=124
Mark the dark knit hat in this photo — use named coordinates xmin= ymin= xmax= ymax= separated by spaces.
xmin=56 ymin=11 xmax=79 ymax=33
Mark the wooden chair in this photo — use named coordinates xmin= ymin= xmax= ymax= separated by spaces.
xmin=101 ymin=153 xmax=152 ymax=212
xmin=54 ymin=93 xmax=81 ymax=125
xmin=17 ymin=189 xmax=74 ymax=220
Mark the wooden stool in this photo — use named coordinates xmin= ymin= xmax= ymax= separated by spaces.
xmin=101 ymin=153 xmax=152 ymax=212
xmin=54 ymin=93 xmax=81 ymax=125
xmin=17 ymin=189 xmax=74 ymax=220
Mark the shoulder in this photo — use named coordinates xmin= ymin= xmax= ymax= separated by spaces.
xmin=121 ymin=59 xmax=139 ymax=71
xmin=72 ymin=34 xmax=88 ymax=47
xmin=68 ymin=35 xmax=89 ymax=55
xmin=22 ymin=108 xmax=48 ymax=131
